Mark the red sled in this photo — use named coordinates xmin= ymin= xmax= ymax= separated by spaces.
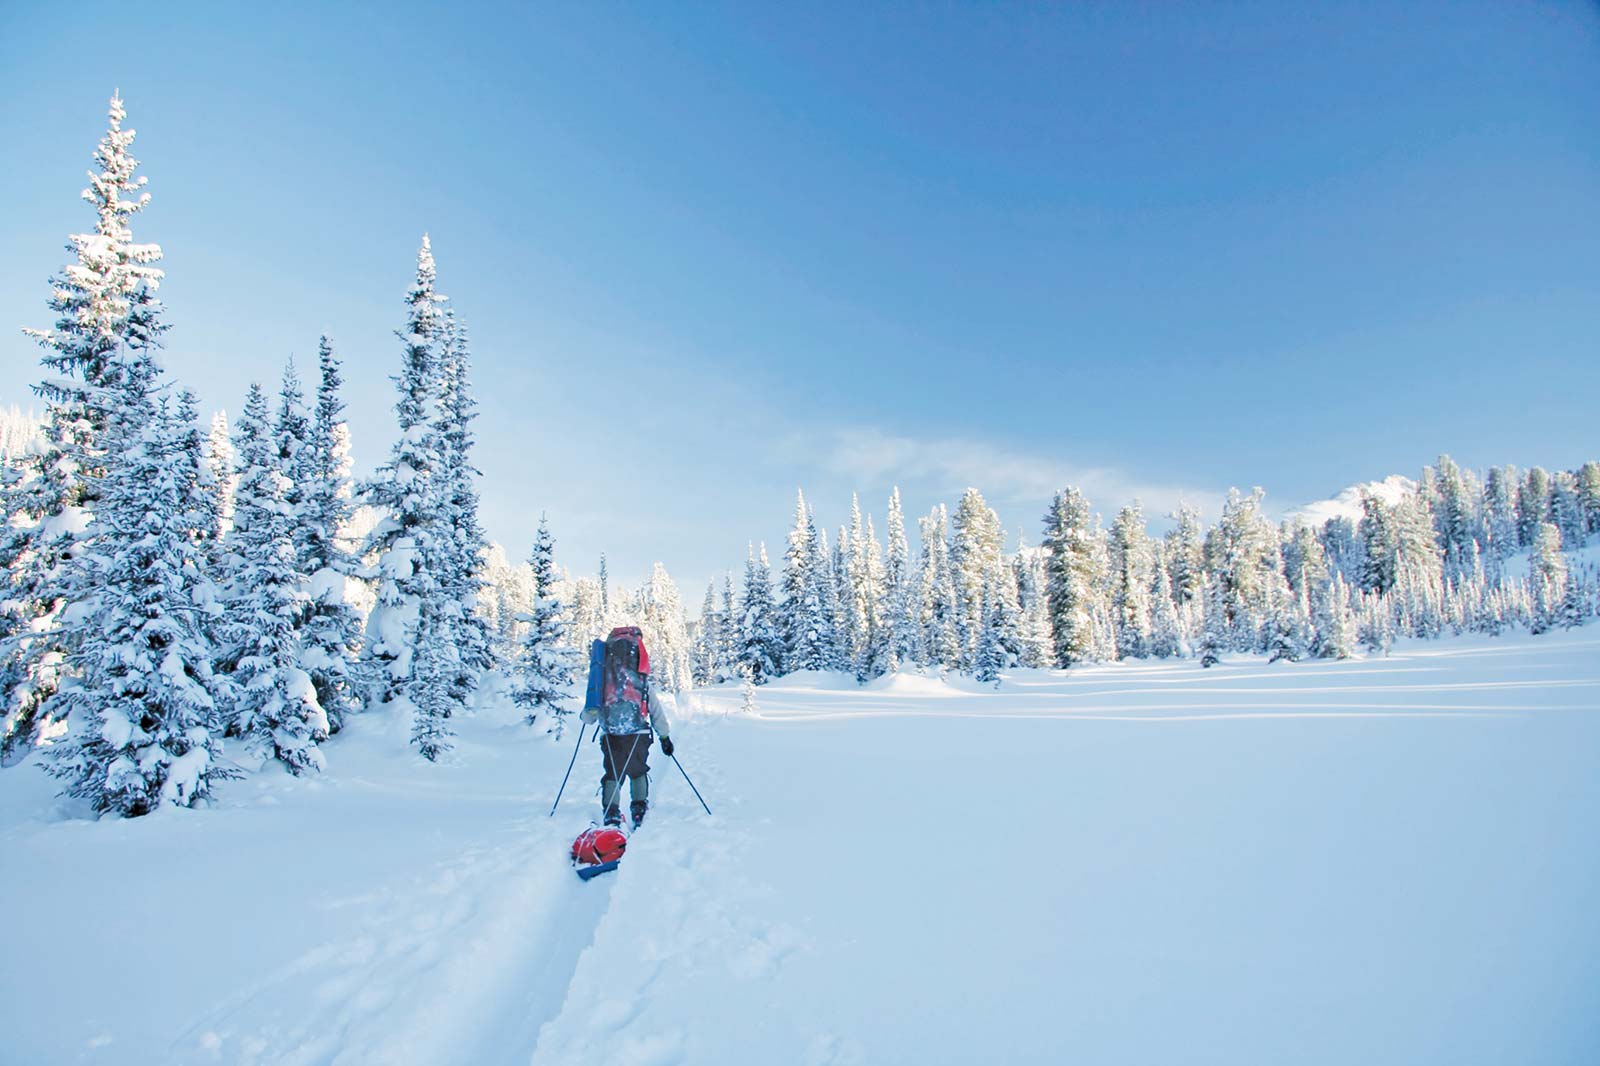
xmin=571 ymin=826 xmax=627 ymax=880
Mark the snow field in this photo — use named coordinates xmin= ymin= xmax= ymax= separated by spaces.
xmin=2 ymin=632 xmax=1598 ymax=1064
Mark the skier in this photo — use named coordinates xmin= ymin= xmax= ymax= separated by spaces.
xmin=581 ymin=626 xmax=674 ymax=828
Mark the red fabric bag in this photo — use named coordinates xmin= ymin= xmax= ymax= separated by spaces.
xmin=571 ymin=826 xmax=627 ymax=866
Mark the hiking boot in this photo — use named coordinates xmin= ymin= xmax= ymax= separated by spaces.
xmin=603 ymin=806 xmax=623 ymax=828
xmin=630 ymin=799 xmax=648 ymax=828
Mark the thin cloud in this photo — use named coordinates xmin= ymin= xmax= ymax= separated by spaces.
xmin=818 ymin=427 xmax=1223 ymax=521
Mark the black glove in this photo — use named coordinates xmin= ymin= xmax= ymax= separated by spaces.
xmin=660 ymin=736 xmax=675 ymax=757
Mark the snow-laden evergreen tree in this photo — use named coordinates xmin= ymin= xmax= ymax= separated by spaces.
xmin=1012 ymin=541 xmax=1055 ymax=667
xmin=635 ymin=563 xmax=692 ymax=692
xmin=1207 ymin=488 xmax=1281 ymax=651
xmin=274 ymin=359 xmax=313 ymax=563
xmin=1517 ymin=467 xmax=1550 ymax=548
xmin=692 ymin=581 xmax=720 ymax=686
xmin=294 ymin=338 xmax=364 ymax=733
xmin=880 ymin=487 xmax=919 ymax=672
xmin=362 ymin=236 xmax=450 ymax=709
xmin=949 ymin=488 xmax=1005 ymax=670
xmin=1549 ymin=470 xmax=1586 ymax=550
xmin=1197 ymin=573 xmax=1226 ymax=668
xmin=1317 ymin=573 xmax=1357 ymax=659
xmin=1481 ymin=466 xmax=1518 ymax=563
xmin=973 ymin=575 xmax=1007 ymax=686
xmin=1163 ymin=505 xmax=1206 ymax=605
xmin=737 ymin=543 xmax=783 ymax=684
xmin=718 ymin=572 xmax=738 ymax=679
xmin=219 ymin=384 xmax=327 ymax=774
xmin=843 ymin=496 xmax=886 ymax=681
xmin=174 ymin=390 xmax=223 ymax=568
xmin=1529 ymin=523 xmax=1567 ymax=635
xmin=1147 ymin=555 xmax=1185 ymax=659
xmin=1430 ymin=455 xmax=1479 ymax=577
xmin=512 ymin=515 xmax=578 ymax=729
xmin=409 ymin=606 xmax=455 ymax=761
xmin=4 ymin=93 xmax=167 ymax=763
xmin=435 ymin=311 xmax=495 ymax=699
xmin=1578 ymin=461 xmax=1600 ymax=537
xmin=780 ymin=490 xmax=837 ymax=672
xmin=917 ymin=505 xmax=960 ymax=669
xmin=1041 ymin=488 xmax=1100 ymax=667
xmin=43 ymin=398 xmax=233 ymax=814
xmin=1108 ymin=502 xmax=1153 ymax=659
xmin=831 ymin=524 xmax=852 ymax=669
xmin=205 ymin=410 xmax=237 ymax=546
xmin=1391 ymin=490 xmax=1445 ymax=638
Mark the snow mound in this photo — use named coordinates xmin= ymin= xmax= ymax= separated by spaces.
xmin=862 ymin=670 xmax=965 ymax=697
xmin=1290 ymin=473 xmax=1415 ymax=526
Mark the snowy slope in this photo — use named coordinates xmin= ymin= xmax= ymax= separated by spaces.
xmin=3 ymin=634 xmax=1599 ymax=1065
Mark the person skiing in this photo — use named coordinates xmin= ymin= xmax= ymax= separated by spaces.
xmin=581 ymin=626 xmax=674 ymax=828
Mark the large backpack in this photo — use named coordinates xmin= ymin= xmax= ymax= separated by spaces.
xmin=599 ymin=627 xmax=652 ymax=733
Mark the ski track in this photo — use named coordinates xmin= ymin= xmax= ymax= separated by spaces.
xmin=170 ymin=815 xmax=616 ymax=1066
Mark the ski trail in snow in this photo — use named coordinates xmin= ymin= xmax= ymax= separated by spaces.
xmin=169 ymin=814 xmax=617 ymax=1066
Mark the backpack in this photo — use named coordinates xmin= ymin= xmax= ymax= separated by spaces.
xmin=600 ymin=627 xmax=651 ymax=727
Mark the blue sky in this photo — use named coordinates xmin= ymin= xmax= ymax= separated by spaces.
xmin=2 ymin=3 xmax=1596 ymax=597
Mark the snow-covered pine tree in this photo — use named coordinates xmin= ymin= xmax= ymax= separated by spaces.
xmin=1431 ymin=455 xmax=1479 ymax=578
xmin=1549 ymin=471 xmax=1586 ymax=550
xmin=718 ymin=572 xmax=738 ymax=681
xmin=637 ymin=563 xmax=693 ymax=692
xmin=435 ymin=311 xmax=495 ymax=699
xmin=1356 ymin=491 xmax=1399 ymax=596
xmin=295 ymin=337 xmax=364 ymax=733
xmin=512 ymin=515 xmax=578 ymax=729
xmin=1147 ymin=554 xmax=1185 ymax=659
xmin=219 ymin=383 xmax=327 ymax=774
xmin=1316 ymin=573 xmax=1357 ymax=659
xmin=782 ymin=493 xmax=838 ymax=672
xmin=1481 ymin=466 xmax=1518 ymax=564
xmin=917 ymin=505 xmax=960 ymax=670
xmin=1578 ymin=461 xmax=1600 ymax=538
xmin=1040 ymin=488 xmax=1099 ymax=667
xmin=362 ymin=236 xmax=450 ymax=710
xmin=4 ymin=93 xmax=168 ymax=763
xmin=831 ymin=524 xmax=852 ymax=670
xmin=1207 ymin=488 xmax=1280 ymax=651
xmin=737 ymin=543 xmax=783 ymax=684
xmin=409 ymin=606 xmax=455 ymax=761
xmin=205 ymin=410 xmax=237 ymax=547
xmin=949 ymin=488 xmax=1005 ymax=671
xmin=1529 ymin=523 xmax=1567 ymax=635
xmin=973 ymin=575 xmax=1007 ymax=686
xmin=843 ymin=496 xmax=886 ymax=682
xmin=1197 ymin=573 xmax=1227 ymax=668
xmin=692 ymin=581 xmax=720 ymax=687
xmin=1163 ymin=505 xmax=1206 ymax=606
xmin=1108 ymin=502 xmax=1153 ymax=659
xmin=1012 ymin=541 xmax=1055 ymax=667
xmin=1517 ymin=468 xmax=1550 ymax=548
xmin=880 ymin=487 xmax=919 ymax=672
xmin=44 ymin=397 xmax=234 ymax=814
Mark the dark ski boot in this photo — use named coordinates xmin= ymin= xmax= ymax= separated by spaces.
xmin=630 ymin=799 xmax=648 ymax=828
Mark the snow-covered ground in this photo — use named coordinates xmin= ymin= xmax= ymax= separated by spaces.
xmin=4 ymin=632 xmax=1598 ymax=1065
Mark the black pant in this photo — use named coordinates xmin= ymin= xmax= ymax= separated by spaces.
xmin=601 ymin=731 xmax=652 ymax=783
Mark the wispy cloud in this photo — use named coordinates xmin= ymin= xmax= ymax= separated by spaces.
xmin=813 ymin=427 xmax=1223 ymax=521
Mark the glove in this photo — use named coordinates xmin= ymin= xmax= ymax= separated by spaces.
xmin=581 ymin=706 xmax=598 ymax=724
xmin=660 ymin=735 xmax=674 ymax=757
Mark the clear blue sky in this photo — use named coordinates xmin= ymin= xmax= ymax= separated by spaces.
xmin=3 ymin=3 xmax=1596 ymax=597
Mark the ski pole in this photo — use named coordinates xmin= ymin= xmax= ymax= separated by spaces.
xmin=668 ymin=753 xmax=712 ymax=816
xmin=549 ymin=719 xmax=587 ymax=817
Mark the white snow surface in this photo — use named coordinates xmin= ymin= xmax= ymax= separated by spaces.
xmin=3 ymin=632 xmax=1599 ymax=1065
